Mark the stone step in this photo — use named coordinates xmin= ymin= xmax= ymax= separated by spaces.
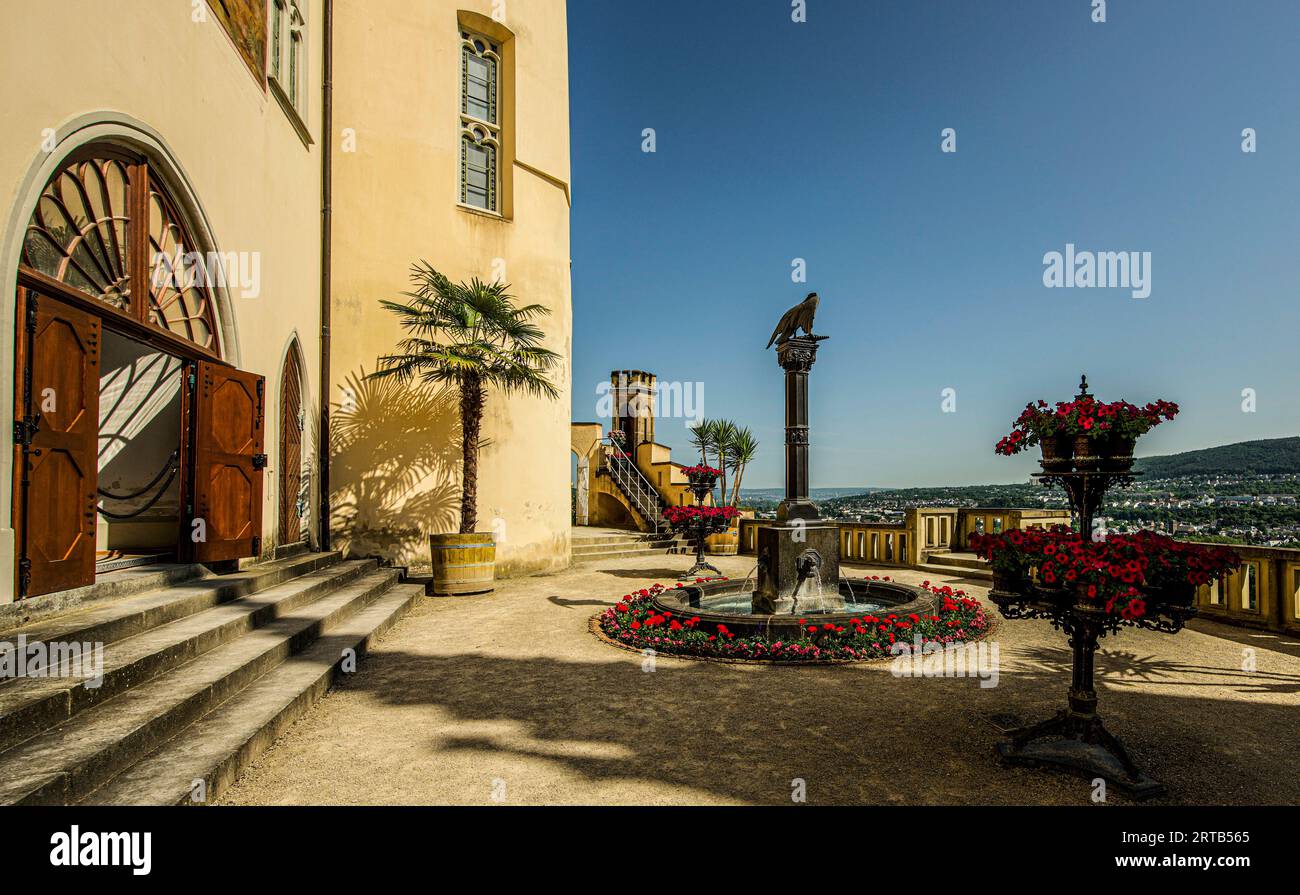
xmin=273 ymin=540 xmax=312 ymax=561
xmin=0 ymin=558 xmax=369 ymax=754
xmin=572 ymin=544 xmax=690 ymax=563
xmin=0 ymin=568 xmax=403 ymax=806
xmin=0 ymin=551 xmax=343 ymax=646
xmin=925 ymin=552 xmax=989 ymax=572
xmin=571 ymin=538 xmax=684 ymax=556
xmin=0 ymin=564 xmax=205 ymax=633
xmin=83 ymin=584 xmax=423 ymax=806
xmin=572 ymin=530 xmax=676 ymax=546
xmin=921 ymin=563 xmax=993 ymax=581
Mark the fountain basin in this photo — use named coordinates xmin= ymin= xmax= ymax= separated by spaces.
xmin=652 ymin=577 xmax=938 ymax=640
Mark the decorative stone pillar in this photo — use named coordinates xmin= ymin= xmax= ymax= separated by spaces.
xmin=754 ymin=333 xmax=839 ymax=614
xmin=775 ymin=335 xmax=828 ymax=523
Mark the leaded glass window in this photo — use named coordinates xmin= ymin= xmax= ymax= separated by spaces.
xmin=461 ymin=131 xmax=497 ymax=211
xmin=459 ymin=31 xmax=501 ymax=212
xmin=23 ymin=157 xmax=132 ymax=310
xmin=20 ymin=148 xmax=222 ymax=355
xmin=463 ymin=48 xmax=496 ymax=123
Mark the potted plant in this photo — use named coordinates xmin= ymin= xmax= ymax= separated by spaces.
xmin=681 ymin=463 xmax=722 ymax=489
xmin=973 ymin=525 xmax=1238 ymax=623
xmin=996 ymin=392 xmax=1179 ymax=474
xmin=665 ymin=504 xmax=742 ymax=574
xmin=976 ymin=379 xmax=1239 ymax=797
xmin=370 ymin=263 xmax=561 ymax=596
xmin=969 ymin=528 xmax=1032 ymax=596
xmin=998 ymin=401 xmax=1073 ymax=471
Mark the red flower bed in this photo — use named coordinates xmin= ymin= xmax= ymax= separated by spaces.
xmin=995 ymin=396 xmax=1178 ymax=456
xmin=598 ymin=581 xmax=989 ymax=662
xmin=969 ymin=527 xmax=1238 ymax=619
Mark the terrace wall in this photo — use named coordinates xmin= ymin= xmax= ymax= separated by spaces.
xmin=739 ymin=517 xmax=1300 ymax=636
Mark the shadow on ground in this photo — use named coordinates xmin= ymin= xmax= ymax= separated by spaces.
xmin=594 ymin=568 xmax=710 ymax=581
xmin=317 ymin=642 xmax=1300 ymax=806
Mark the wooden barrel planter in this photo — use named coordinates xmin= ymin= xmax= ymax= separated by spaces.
xmin=705 ymin=524 xmax=740 ymax=556
xmin=429 ymin=533 xmax=496 ymax=596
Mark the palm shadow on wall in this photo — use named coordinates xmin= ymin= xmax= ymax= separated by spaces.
xmin=329 ymin=369 xmax=461 ymax=567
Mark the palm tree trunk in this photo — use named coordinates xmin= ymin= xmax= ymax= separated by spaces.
xmin=729 ymin=465 xmax=745 ymax=507
xmin=459 ymin=371 xmax=485 ymax=534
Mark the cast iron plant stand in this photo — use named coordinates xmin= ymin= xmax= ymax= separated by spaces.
xmin=680 ymin=471 xmax=724 ymax=579
xmin=989 ymin=377 xmax=1195 ymax=800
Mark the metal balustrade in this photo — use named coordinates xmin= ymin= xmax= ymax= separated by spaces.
xmin=602 ymin=439 xmax=666 ymax=532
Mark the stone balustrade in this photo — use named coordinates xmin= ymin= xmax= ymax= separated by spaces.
xmin=739 ymin=515 xmax=1300 ymax=636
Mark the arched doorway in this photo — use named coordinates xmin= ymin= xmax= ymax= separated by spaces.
xmin=12 ymin=144 xmax=266 ymax=598
xmin=279 ymin=345 xmax=305 ymax=545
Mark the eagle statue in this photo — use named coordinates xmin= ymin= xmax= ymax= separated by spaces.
xmin=765 ymin=292 xmax=820 ymax=349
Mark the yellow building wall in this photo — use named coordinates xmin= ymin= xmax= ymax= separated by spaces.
xmin=0 ymin=0 xmax=325 ymax=602
xmin=329 ymin=0 xmax=572 ymax=576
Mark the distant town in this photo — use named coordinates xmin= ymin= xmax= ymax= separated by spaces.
xmin=738 ymin=438 xmax=1300 ymax=547
xmin=742 ymin=473 xmax=1300 ymax=548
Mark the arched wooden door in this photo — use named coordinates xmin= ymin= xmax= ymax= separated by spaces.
xmin=278 ymin=349 xmax=303 ymax=544
xmin=12 ymin=147 xmax=266 ymax=596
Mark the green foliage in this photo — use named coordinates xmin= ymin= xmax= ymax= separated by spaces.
xmin=1135 ymin=437 xmax=1300 ymax=477
xmin=370 ymin=263 xmax=561 ymax=401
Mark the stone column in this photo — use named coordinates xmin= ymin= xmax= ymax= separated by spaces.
xmin=775 ymin=336 xmax=827 ymax=523
xmin=576 ymin=456 xmax=590 ymax=525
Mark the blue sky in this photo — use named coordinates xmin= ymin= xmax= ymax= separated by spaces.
xmin=567 ymin=0 xmax=1300 ymax=488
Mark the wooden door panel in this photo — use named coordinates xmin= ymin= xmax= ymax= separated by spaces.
xmin=16 ymin=291 xmax=101 ymax=597
xmin=192 ymin=362 xmax=264 ymax=563
xmin=278 ymin=351 xmax=302 ymax=543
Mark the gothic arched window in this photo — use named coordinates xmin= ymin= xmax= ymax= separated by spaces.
xmin=21 ymin=147 xmax=223 ymax=355
xmin=460 ymin=31 xmax=501 ymax=212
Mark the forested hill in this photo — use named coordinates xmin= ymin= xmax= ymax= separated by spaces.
xmin=1134 ymin=437 xmax=1300 ymax=478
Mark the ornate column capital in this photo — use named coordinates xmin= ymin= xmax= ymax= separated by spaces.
xmin=776 ymin=335 xmax=828 ymax=373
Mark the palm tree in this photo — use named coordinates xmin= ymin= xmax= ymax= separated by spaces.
xmin=689 ymin=418 xmax=720 ymax=466
xmin=712 ymin=419 xmax=739 ymax=506
xmin=725 ymin=426 xmax=759 ymax=507
xmin=369 ymin=263 xmax=561 ymax=534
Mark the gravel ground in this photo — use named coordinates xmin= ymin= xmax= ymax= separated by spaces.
xmin=217 ymin=554 xmax=1300 ymax=806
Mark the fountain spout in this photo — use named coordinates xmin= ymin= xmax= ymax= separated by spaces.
xmin=788 ymin=549 xmax=823 ymax=616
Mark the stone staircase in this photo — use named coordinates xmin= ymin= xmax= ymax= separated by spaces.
xmin=923 ymin=550 xmax=993 ymax=580
xmin=572 ymin=529 xmax=688 ymax=563
xmin=0 ymin=551 xmax=421 ymax=806
xmin=602 ymin=453 xmax=669 ymax=531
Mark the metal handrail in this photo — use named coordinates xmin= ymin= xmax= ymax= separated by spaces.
xmin=602 ymin=438 xmax=665 ymax=532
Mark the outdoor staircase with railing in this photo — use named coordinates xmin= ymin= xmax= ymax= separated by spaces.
xmin=602 ymin=445 xmax=668 ymax=533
